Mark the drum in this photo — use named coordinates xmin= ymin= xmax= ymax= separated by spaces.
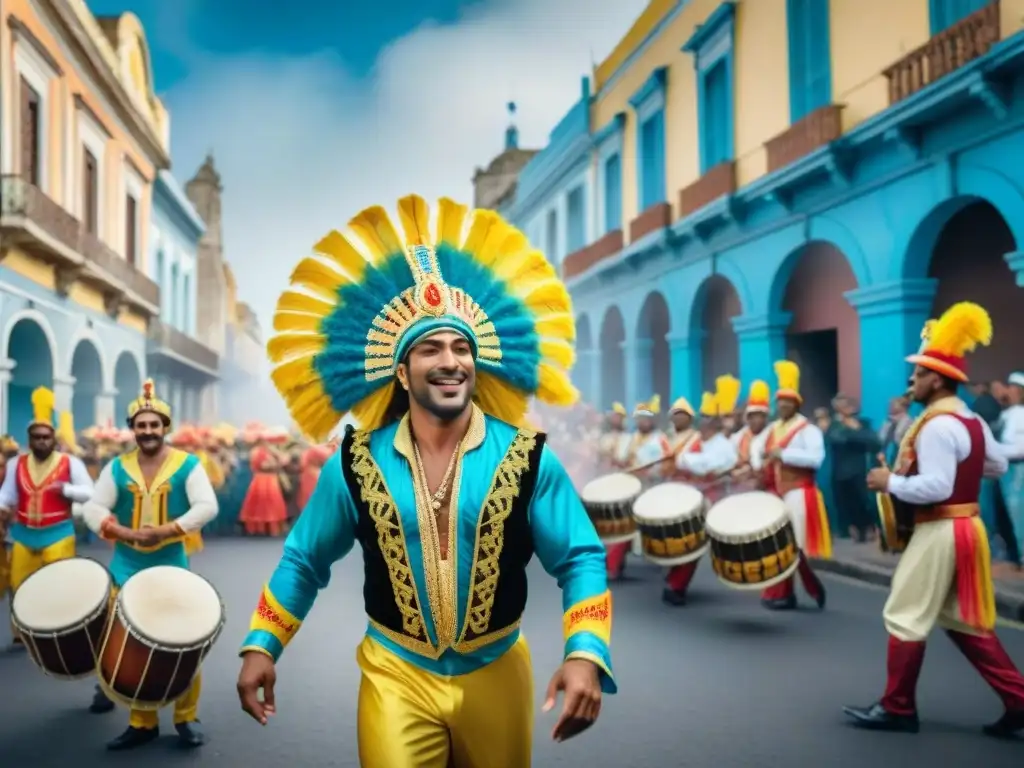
xmin=876 ymin=492 xmax=914 ymax=553
xmin=705 ymin=491 xmax=799 ymax=590
xmin=580 ymin=473 xmax=642 ymax=544
xmin=632 ymin=483 xmax=708 ymax=566
xmin=98 ymin=566 xmax=225 ymax=710
xmin=10 ymin=557 xmax=112 ymax=679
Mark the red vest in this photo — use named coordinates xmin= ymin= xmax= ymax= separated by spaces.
xmin=904 ymin=413 xmax=985 ymax=511
xmin=15 ymin=453 xmax=72 ymax=529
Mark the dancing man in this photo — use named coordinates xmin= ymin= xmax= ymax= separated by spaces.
xmin=235 ymin=195 xmax=614 ymax=768
xmin=80 ymin=381 xmax=218 ymax=750
xmin=0 ymin=389 xmax=93 ymax=651
xmin=730 ymin=380 xmax=771 ymax=492
xmin=845 ymin=302 xmax=1024 ymax=736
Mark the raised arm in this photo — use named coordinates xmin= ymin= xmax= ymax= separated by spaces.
xmin=530 ymin=444 xmax=616 ymax=694
xmin=240 ymin=451 xmax=358 ymax=662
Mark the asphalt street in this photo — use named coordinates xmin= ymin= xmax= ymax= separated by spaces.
xmin=2 ymin=538 xmax=1022 ymax=767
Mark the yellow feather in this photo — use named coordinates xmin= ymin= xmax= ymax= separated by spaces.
xmin=290 ymin=258 xmax=346 ymax=300
xmin=273 ymin=311 xmax=323 ymax=333
xmin=926 ymin=302 xmax=993 ymax=357
xmin=435 ymin=197 xmax=468 ymax=245
xmin=266 ymin=333 xmax=325 ymax=363
xmin=715 ymin=374 xmax=741 ymax=414
xmin=521 ymin=281 xmax=573 ymax=317
xmin=535 ymin=363 xmax=578 ymax=406
xmin=350 ymin=383 xmax=396 ymax=432
xmin=475 ymin=373 xmax=529 ymax=426
xmin=271 ymin=356 xmax=320 ymax=395
xmin=472 ymin=218 xmax=514 ymax=268
xmin=699 ymin=392 xmax=718 ymax=416
xmin=492 ymin=249 xmax=550 ymax=283
xmin=748 ymin=380 xmax=770 ymax=403
xmin=461 ymin=210 xmax=499 ymax=257
xmin=349 ymin=206 xmax=403 ymax=262
xmin=31 ymin=387 xmax=55 ymax=426
xmin=276 ymin=290 xmax=334 ymax=316
xmin=499 ymin=230 xmax=529 ymax=256
xmin=774 ymin=360 xmax=800 ymax=393
xmin=313 ymin=230 xmax=368 ymax=279
xmin=534 ymin=313 xmax=576 ymax=343
xmin=539 ymin=338 xmax=575 ymax=369
xmin=648 ymin=393 xmax=661 ymax=414
xmin=396 ymin=195 xmax=432 ymax=246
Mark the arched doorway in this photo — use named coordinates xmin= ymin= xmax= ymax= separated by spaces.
xmin=635 ymin=291 xmax=670 ymax=407
xmin=114 ymin=352 xmax=142 ymax=423
xmin=691 ymin=275 xmax=740 ymax=392
xmin=70 ymin=341 xmax=104 ymax=430
xmin=598 ymin=306 xmax=626 ymax=409
xmin=6 ymin=318 xmax=55 ymax=437
xmin=574 ymin=314 xmax=594 ymax=404
xmin=927 ymin=201 xmax=1021 ymax=380
xmin=775 ymin=242 xmax=860 ymax=411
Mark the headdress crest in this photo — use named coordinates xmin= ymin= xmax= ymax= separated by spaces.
xmin=905 ymin=302 xmax=992 ymax=382
xmin=714 ymin=375 xmax=741 ymax=415
xmin=633 ymin=394 xmax=661 ymax=418
xmin=745 ymin=380 xmax=771 ymax=413
xmin=29 ymin=387 xmax=55 ymax=431
xmin=773 ymin=360 xmax=802 ymax=403
xmin=126 ymin=378 xmax=172 ymax=424
xmin=669 ymin=397 xmax=695 ymax=416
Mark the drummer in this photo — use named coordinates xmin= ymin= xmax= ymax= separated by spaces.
xmin=598 ymin=403 xmax=629 ymax=469
xmin=80 ymin=380 xmax=218 ymax=750
xmin=0 ymin=389 xmax=94 ymax=652
xmin=759 ymin=360 xmax=829 ymax=612
xmin=663 ymin=381 xmax=739 ymax=606
xmin=667 ymin=397 xmax=701 ymax=464
xmin=730 ymin=380 xmax=771 ymax=489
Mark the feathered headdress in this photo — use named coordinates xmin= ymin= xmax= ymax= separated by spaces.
xmin=699 ymin=392 xmax=719 ymax=417
xmin=745 ymin=380 xmax=771 ymax=413
xmin=611 ymin=402 xmax=627 ymax=416
xmin=714 ymin=375 xmax=741 ymax=415
xmin=57 ymin=411 xmax=80 ymax=453
xmin=670 ymin=396 xmax=695 ymax=416
xmin=267 ymin=195 xmax=577 ymax=439
xmin=633 ymin=394 xmax=661 ymax=418
xmin=774 ymin=360 xmax=802 ymax=403
xmin=126 ymin=379 xmax=171 ymax=424
xmin=29 ymin=387 xmax=55 ymax=431
xmin=906 ymin=302 xmax=992 ymax=382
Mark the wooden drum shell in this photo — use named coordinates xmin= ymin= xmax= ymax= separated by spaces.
xmin=876 ymin=492 xmax=914 ymax=554
xmin=13 ymin=596 xmax=110 ymax=680
xmin=634 ymin=506 xmax=708 ymax=566
xmin=707 ymin=516 xmax=800 ymax=591
xmin=583 ymin=497 xmax=638 ymax=544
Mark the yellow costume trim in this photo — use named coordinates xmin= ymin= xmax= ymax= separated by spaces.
xmin=249 ymin=585 xmax=303 ymax=648
xmin=563 ymin=590 xmax=612 ymax=646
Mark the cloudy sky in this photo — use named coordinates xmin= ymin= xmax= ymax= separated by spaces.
xmin=89 ymin=0 xmax=648 ymax=335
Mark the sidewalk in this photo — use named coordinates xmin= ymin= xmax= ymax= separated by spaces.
xmin=810 ymin=539 xmax=1024 ymax=623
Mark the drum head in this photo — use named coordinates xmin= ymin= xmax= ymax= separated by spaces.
xmin=633 ymin=482 xmax=704 ymax=521
xmin=581 ymin=473 xmax=642 ymax=503
xmin=120 ymin=566 xmax=223 ymax=646
xmin=12 ymin=558 xmax=111 ymax=632
xmin=705 ymin=491 xmax=789 ymax=541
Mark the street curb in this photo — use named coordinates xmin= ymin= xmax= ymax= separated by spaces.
xmin=811 ymin=557 xmax=1024 ymax=624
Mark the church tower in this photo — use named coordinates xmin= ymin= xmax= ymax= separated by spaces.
xmin=185 ymin=155 xmax=228 ymax=356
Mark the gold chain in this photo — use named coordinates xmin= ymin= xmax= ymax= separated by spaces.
xmin=413 ymin=440 xmax=461 ymax=514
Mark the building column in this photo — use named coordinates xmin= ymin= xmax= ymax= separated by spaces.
xmin=1003 ymin=250 xmax=1024 ymax=286
xmin=844 ymin=278 xmax=937 ymax=426
xmin=0 ymin=358 xmax=14 ymax=435
xmin=575 ymin=349 xmax=599 ymax=406
xmin=52 ymin=375 xmax=75 ymax=415
xmin=624 ymin=338 xmax=654 ymax=409
xmin=667 ymin=331 xmax=704 ymax=400
xmin=732 ymin=312 xmax=791 ymax=389
xmin=95 ymin=389 xmax=117 ymax=427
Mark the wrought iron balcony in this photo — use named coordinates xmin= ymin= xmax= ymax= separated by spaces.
xmin=148 ymin=319 xmax=220 ymax=374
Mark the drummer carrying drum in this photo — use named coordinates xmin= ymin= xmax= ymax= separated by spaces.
xmin=80 ymin=379 xmax=218 ymax=751
xmin=729 ymin=380 xmax=771 ymax=491
xmin=0 ymin=387 xmax=94 ymax=652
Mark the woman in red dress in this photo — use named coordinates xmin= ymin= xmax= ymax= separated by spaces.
xmin=296 ymin=442 xmax=332 ymax=512
xmin=238 ymin=429 xmax=290 ymax=536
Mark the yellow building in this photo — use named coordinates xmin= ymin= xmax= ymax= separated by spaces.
xmin=546 ymin=0 xmax=1024 ymax=423
xmin=0 ymin=0 xmax=170 ymax=434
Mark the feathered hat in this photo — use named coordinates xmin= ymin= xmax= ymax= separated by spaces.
xmin=57 ymin=411 xmax=81 ymax=453
xmin=774 ymin=360 xmax=802 ymax=403
xmin=698 ymin=391 xmax=719 ymax=417
xmin=633 ymin=394 xmax=660 ymax=418
xmin=714 ymin=375 xmax=741 ymax=415
xmin=29 ymin=387 xmax=55 ymax=431
xmin=669 ymin=397 xmax=695 ymax=416
xmin=610 ymin=402 xmax=627 ymax=416
xmin=126 ymin=379 xmax=171 ymax=425
xmin=266 ymin=195 xmax=577 ymax=440
xmin=905 ymin=302 xmax=992 ymax=382
xmin=745 ymin=380 xmax=771 ymax=413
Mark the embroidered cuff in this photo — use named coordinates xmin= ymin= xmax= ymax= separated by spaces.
xmin=239 ymin=631 xmax=284 ymax=662
xmin=563 ymin=590 xmax=612 ymax=646
xmin=245 ymin=585 xmax=302 ymax=657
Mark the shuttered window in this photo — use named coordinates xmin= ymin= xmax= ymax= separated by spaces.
xmin=19 ymin=77 xmax=41 ymax=186
xmin=125 ymin=194 xmax=138 ymax=265
xmin=787 ymin=0 xmax=832 ymax=123
xmin=83 ymin=148 xmax=98 ymax=234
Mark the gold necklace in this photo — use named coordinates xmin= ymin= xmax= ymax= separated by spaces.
xmin=413 ymin=441 xmax=461 ymax=513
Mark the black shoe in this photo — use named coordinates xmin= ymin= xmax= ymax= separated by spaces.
xmin=175 ymin=721 xmax=205 ymax=748
xmin=814 ymin=586 xmax=827 ymax=610
xmin=89 ymin=685 xmax=115 ymax=714
xmin=661 ymin=588 xmax=687 ymax=606
xmin=842 ymin=702 xmax=920 ymax=733
xmin=761 ymin=596 xmax=797 ymax=611
xmin=106 ymin=726 xmax=159 ymax=751
xmin=982 ymin=709 xmax=1024 ymax=739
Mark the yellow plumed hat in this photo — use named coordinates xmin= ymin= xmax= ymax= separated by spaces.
xmin=699 ymin=391 xmax=719 ymax=417
xmin=670 ymin=396 xmax=694 ymax=416
xmin=633 ymin=393 xmax=660 ymax=417
xmin=57 ymin=411 xmax=80 ymax=453
xmin=29 ymin=387 xmax=55 ymax=431
xmin=746 ymin=379 xmax=771 ymax=412
xmin=905 ymin=302 xmax=992 ymax=382
xmin=714 ymin=374 xmax=741 ymax=415
xmin=774 ymin=360 xmax=802 ymax=403
xmin=610 ymin=402 xmax=627 ymax=416
xmin=126 ymin=379 xmax=172 ymax=424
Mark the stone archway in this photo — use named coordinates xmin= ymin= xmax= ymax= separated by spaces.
xmin=70 ymin=340 xmax=104 ymax=430
xmin=114 ymin=352 xmax=142 ymax=424
xmin=5 ymin=318 xmax=55 ymax=437
xmin=635 ymin=291 xmax=670 ymax=407
xmin=574 ymin=314 xmax=594 ymax=404
xmin=691 ymin=274 xmax=740 ymax=392
xmin=598 ymin=306 xmax=626 ymax=409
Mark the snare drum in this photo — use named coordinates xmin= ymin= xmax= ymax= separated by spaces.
xmin=98 ymin=566 xmax=225 ymax=710
xmin=580 ymin=473 xmax=642 ymax=544
xmin=705 ymin=491 xmax=799 ymax=590
xmin=10 ymin=557 xmax=112 ymax=679
xmin=632 ymin=483 xmax=708 ymax=566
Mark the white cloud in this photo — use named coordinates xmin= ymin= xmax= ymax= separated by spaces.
xmin=161 ymin=0 xmax=648 ymax=336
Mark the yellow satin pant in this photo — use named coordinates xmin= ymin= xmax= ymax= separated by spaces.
xmin=356 ymin=635 xmax=534 ymax=768
xmin=9 ymin=536 xmax=76 ymax=593
xmin=128 ymin=672 xmax=202 ymax=730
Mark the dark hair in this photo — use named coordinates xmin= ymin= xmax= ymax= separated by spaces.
xmin=381 ymin=386 xmax=410 ymax=426
xmin=938 ymin=374 xmax=961 ymax=396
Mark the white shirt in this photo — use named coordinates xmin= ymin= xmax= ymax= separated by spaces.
xmin=616 ymin=431 xmax=669 ymax=468
xmin=0 ymin=453 xmax=94 ymax=508
xmin=997 ymin=404 xmax=1024 ymax=460
xmin=771 ymin=417 xmax=825 ymax=470
xmin=82 ymin=460 xmax=218 ymax=534
xmin=676 ymin=432 xmax=738 ymax=475
xmin=887 ymin=408 xmax=1008 ymax=505
xmin=731 ymin=427 xmax=769 ymax=471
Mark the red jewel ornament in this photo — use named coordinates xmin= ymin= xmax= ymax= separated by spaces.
xmin=423 ymin=282 xmax=442 ymax=307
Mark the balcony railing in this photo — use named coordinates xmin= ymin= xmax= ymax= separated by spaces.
xmin=883 ymin=1 xmax=1001 ymax=104
xmin=148 ymin=319 xmax=220 ymax=373
xmin=562 ymin=229 xmax=625 ymax=279
xmin=629 ymin=202 xmax=672 ymax=243
xmin=1 ymin=174 xmax=159 ymax=313
xmin=678 ymin=161 xmax=737 ymax=217
xmin=765 ymin=104 xmax=844 ymax=173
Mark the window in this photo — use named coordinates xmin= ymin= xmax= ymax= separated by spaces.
xmin=155 ymin=249 xmax=166 ymax=308
xmin=183 ymin=273 xmax=193 ymax=334
xmin=683 ymin=2 xmax=736 ymax=174
xmin=125 ymin=194 xmax=138 ymax=265
xmin=83 ymin=149 xmax=98 ymax=234
xmin=171 ymin=262 xmax=180 ymax=328
xmin=566 ymin=186 xmax=585 ymax=253
xmin=929 ymin=0 xmax=989 ymax=34
xmin=787 ymin=0 xmax=832 ymax=122
xmin=545 ymin=209 xmax=558 ymax=263
xmin=702 ymin=61 xmax=730 ymax=168
xmin=639 ymin=111 xmax=666 ymax=209
xmin=19 ymin=77 xmax=41 ymax=186
xmin=603 ymin=153 xmax=622 ymax=233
